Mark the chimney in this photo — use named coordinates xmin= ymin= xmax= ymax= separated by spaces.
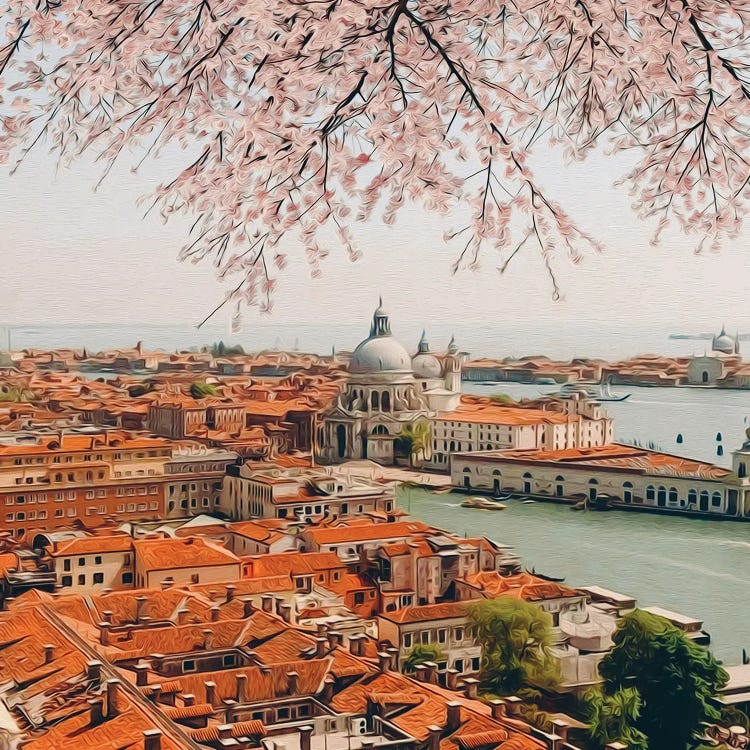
xmin=446 ymin=701 xmax=461 ymax=732
xmin=321 ymin=675 xmax=335 ymax=704
xmin=377 ymin=651 xmax=392 ymax=673
xmin=210 ymin=605 xmax=220 ymax=622
xmin=427 ymin=725 xmax=442 ymax=750
xmin=99 ymin=622 xmax=111 ymax=646
xmin=366 ymin=696 xmax=382 ymax=719
xmin=225 ymin=584 xmax=236 ymax=602
xmin=349 ymin=634 xmax=365 ymax=657
xmin=286 ymin=671 xmax=299 ymax=695
xmin=236 ymin=673 xmax=248 ymax=703
xmin=143 ymin=729 xmax=162 ymax=750
xmin=490 ymin=699 xmax=506 ymax=720
xmin=86 ymin=660 xmax=103 ymax=685
xmin=106 ymin=679 xmax=121 ymax=718
xmin=605 ymin=744 xmax=628 ymax=750
xmin=183 ymin=693 xmax=195 ymax=707
xmin=102 ymin=610 xmax=113 ymax=623
xmin=327 ymin=630 xmax=343 ymax=649
xmin=462 ymin=677 xmax=479 ymax=700
xmin=299 ymin=725 xmax=313 ymax=750
xmin=205 ymin=681 xmax=217 ymax=707
xmin=552 ymin=719 xmax=569 ymax=742
xmin=218 ymin=725 xmax=233 ymax=740
xmin=88 ymin=698 xmax=104 ymax=726
xmin=201 ymin=628 xmax=212 ymax=649
xmin=504 ymin=696 xmax=522 ymax=717
xmin=134 ymin=663 xmax=150 ymax=687
xmin=279 ymin=603 xmax=293 ymax=623
xmin=414 ymin=665 xmax=428 ymax=683
xmin=242 ymin=597 xmax=255 ymax=617
xmin=149 ymin=684 xmax=162 ymax=705
xmin=445 ymin=669 xmax=460 ymax=691
xmin=274 ymin=596 xmax=285 ymax=615
xmin=261 ymin=594 xmax=274 ymax=613
xmin=135 ymin=595 xmax=147 ymax=623
xmin=423 ymin=661 xmax=439 ymax=685
xmin=315 ymin=638 xmax=328 ymax=658
xmin=176 ymin=608 xmax=190 ymax=625
xmin=43 ymin=643 xmax=55 ymax=664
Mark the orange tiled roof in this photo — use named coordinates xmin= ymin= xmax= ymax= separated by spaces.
xmin=50 ymin=535 xmax=133 ymax=557
xmin=459 ymin=572 xmax=578 ymax=601
xmin=300 ymin=520 xmax=431 ymax=545
xmin=380 ymin=601 xmax=469 ymax=624
xmin=134 ymin=536 xmax=240 ymax=571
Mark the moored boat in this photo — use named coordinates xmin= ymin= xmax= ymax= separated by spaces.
xmin=461 ymin=496 xmax=507 ymax=510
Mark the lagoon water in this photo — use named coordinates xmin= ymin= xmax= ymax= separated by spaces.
xmin=399 ymin=485 xmax=750 ymax=664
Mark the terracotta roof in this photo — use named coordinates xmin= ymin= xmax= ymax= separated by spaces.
xmin=438 ymin=401 xmax=571 ymax=425
xmin=191 ymin=720 xmax=266 ymax=743
xmin=380 ymin=601 xmax=470 ymax=624
xmin=134 ymin=537 xmax=240 ymax=571
xmin=459 ymin=572 xmax=578 ymax=601
xmin=51 ymin=535 xmax=133 ymax=557
xmin=244 ymin=552 xmax=344 ymax=578
xmin=300 ymin=520 xmax=431 ymax=545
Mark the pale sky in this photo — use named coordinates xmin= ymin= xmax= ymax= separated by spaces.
xmin=1 ymin=137 xmax=749 ymax=358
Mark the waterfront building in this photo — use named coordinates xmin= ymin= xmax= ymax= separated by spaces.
xmin=427 ymin=394 xmax=613 ymax=470
xmin=318 ymin=301 xmax=462 ymax=465
xmin=452 ymin=441 xmax=750 ymax=517
xmin=687 ymin=326 xmax=742 ymax=385
xmin=220 ymin=464 xmax=397 ymax=521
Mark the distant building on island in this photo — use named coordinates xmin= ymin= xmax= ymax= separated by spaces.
xmin=687 ymin=325 xmax=742 ymax=385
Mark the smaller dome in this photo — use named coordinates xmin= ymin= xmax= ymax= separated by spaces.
xmin=713 ymin=326 xmax=735 ymax=354
xmin=412 ymin=352 xmax=442 ymax=378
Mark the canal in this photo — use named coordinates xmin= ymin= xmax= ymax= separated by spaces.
xmin=398 ymin=485 xmax=750 ymax=664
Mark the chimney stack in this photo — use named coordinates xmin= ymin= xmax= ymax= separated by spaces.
xmin=143 ymin=729 xmax=162 ymax=750
xmin=489 ymin=699 xmax=506 ymax=720
xmin=279 ymin=603 xmax=293 ymax=623
xmin=134 ymin=663 xmax=150 ymax=687
xmin=99 ymin=622 xmax=111 ymax=646
xmin=315 ymin=637 xmax=328 ymax=658
xmin=242 ymin=597 xmax=255 ymax=617
xmin=321 ymin=675 xmax=335 ymax=704
xmin=218 ymin=726 xmax=233 ymax=740
xmin=274 ymin=596 xmax=285 ymax=615
xmin=102 ymin=610 xmax=113 ymax=623
xmin=225 ymin=584 xmax=236 ymax=602
xmin=210 ymin=605 xmax=220 ymax=622
xmin=604 ymin=744 xmax=628 ymax=750
xmin=86 ymin=660 xmax=103 ymax=686
xmin=88 ymin=698 xmax=104 ymax=726
xmin=286 ymin=671 xmax=299 ymax=696
xmin=377 ymin=651 xmax=392 ymax=673
xmin=446 ymin=702 xmax=461 ymax=732
xmin=504 ymin=696 xmax=522 ymax=717
xmin=205 ymin=681 xmax=217 ymax=707
xmin=348 ymin=634 xmax=365 ymax=657
xmin=106 ymin=679 xmax=121 ymax=718
xmin=261 ymin=594 xmax=273 ymax=613
xmin=552 ymin=719 xmax=569 ymax=742
xmin=236 ymin=673 xmax=248 ymax=703
xmin=424 ymin=661 xmax=439 ymax=685
xmin=176 ymin=608 xmax=190 ymax=625
xmin=149 ymin=684 xmax=162 ymax=705
xmin=183 ymin=693 xmax=195 ymax=707
xmin=299 ymin=725 xmax=313 ymax=750
xmin=201 ymin=628 xmax=212 ymax=649
xmin=445 ymin=669 xmax=460 ymax=691
xmin=135 ymin=595 xmax=147 ymax=623
xmin=327 ymin=630 xmax=343 ymax=649
xmin=427 ymin=725 xmax=442 ymax=750
xmin=43 ymin=643 xmax=55 ymax=664
xmin=462 ymin=677 xmax=479 ymax=700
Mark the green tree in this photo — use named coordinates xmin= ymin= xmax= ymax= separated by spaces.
xmin=584 ymin=687 xmax=649 ymax=750
xmin=489 ymin=393 xmax=515 ymax=405
xmin=468 ymin=598 xmax=560 ymax=695
xmin=599 ymin=610 xmax=728 ymax=750
xmin=189 ymin=382 xmax=219 ymax=399
xmin=403 ymin=643 xmax=445 ymax=673
xmin=397 ymin=422 xmax=431 ymax=466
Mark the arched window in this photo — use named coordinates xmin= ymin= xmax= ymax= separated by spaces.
xmin=740 ymin=462 xmax=747 ymax=479
xmin=699 ymin=491 xmax=709 ymax=511
xmin=463 ymin=467 xmax=471 ymax=473
xmin=370 ymin=391 xmax=379 ymax=411
xmin=555 ymin=475 xmax=565 ymax=498
xmin=523 ymin=472 xmax=533 ymax=494
xmin=623 ymin=481 xmax=633 ymax=504
xmin=449 ymin=441 xmax=456 ymax=452
xmin=382 ymin=391 xmax=391 ymax=412
xmin=645 ymin=485 xmax=655 ymax=501
xmin=668 ymin=487 xmax=678 ymax=503
xmin=373 ymin=424 xmax=388 ymax=435
xmin=657 ymin=486 xmax=667 ymax=507
xmin=588 ymin=478 xmax=598 ymax=502
xmin=688 ymin=489 xmax=697 ymax=506
xmin=712 ymin=492 xmax=722 ymax=508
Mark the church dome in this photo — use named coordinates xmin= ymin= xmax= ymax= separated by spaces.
xmin=349 ymin=300 xmax=412 ymax=374
xmin=713 ymin=326 xmax=735 ymax=355
xmin=412 ymin=352 xmax=442 ymax=378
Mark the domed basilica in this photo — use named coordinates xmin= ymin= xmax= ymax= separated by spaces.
xmin=318 ymin=300 xmax=463 ymax=465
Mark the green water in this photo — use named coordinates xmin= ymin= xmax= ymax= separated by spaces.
xmin=398 ymin=485 xmax=750 ymax=664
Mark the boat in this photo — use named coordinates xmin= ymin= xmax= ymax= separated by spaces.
xmin=521 ymin=499 xmax=536 ymax=505
xmin=571 ymin=500 xmax=587 ymax=511
xmin=461 ymin=496 xmax=507 ymax=510
xmin=528 ymin=567 xmax=566 ymax=583
xmin=557 ymin=381 xmax=631 ymax=402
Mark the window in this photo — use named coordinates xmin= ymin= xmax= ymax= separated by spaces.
xmin=646 ymin=485 xmax=655 ymax=501
xmin=354 ymin=592 xmax=365 ymax=605
xmin=61 ymin=575 xmax=72 ymax=587
xmin=122 ymin=572 xmax=133 ymax=584
xmin=93 ymin=573 xmax=104 ymax=584
xmin=454 ymin=627 xmax=464 ymax=641
xmin=183 ymin=660 xmax=196 ymax=672
xmin=712 ymin=492 xmax=722 ymax=507
xmin=63 ymin=559 xmax=71 ymax=572
xmin=471 ymin=657 xmax=481 ymax=671
xmin=223 ymin=654 xmax=236 ymax=667
xmin=403 ymin=633 xmax=413 ymax=648
xmin=94 ymin=556 xmax=102 ymax=565
xmin=420 ymin=630 xmax=430 ymax=644
xmin=77 ymin=574 xmax=85 ymax=585
xmin=437 ymin=628 xmax=447 ymax=644
xmin=78 ymin=558 xmax=85 ymax=566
